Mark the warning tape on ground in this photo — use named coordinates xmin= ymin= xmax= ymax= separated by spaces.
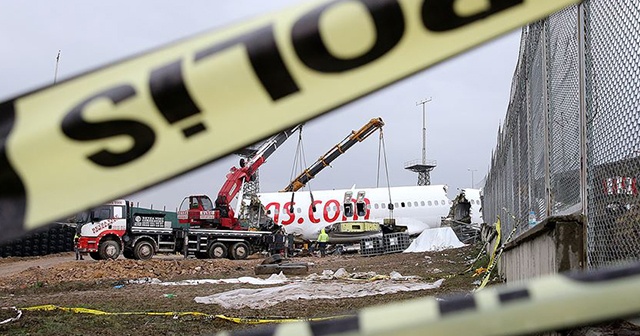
xmin=20 ymin=304 xmax=211 ymax=318
xmin=216 ymin=314 xmax=355 ymax=324
xmin=0 ymin=307 xmax=22 ymax=325
xmin=0 ymin=0 xmax=581 ymax=241
xmin=212 ymin=261 xmax=640 ymax=336
xmin=18 ymin=305 xmax=351 ymax=325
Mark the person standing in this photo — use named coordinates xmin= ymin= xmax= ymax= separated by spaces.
xmin=74 ymin=233 xmax=84 ymax=260
xmin=317 ymin=228 xmax=329 ymax=257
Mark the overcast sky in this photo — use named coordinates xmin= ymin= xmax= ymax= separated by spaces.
xmin=0 ymin=1 xmax=521 ymax=210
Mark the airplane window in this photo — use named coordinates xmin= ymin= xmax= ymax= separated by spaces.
xmin=374 ymin=203 xmax=379 ymax=209
xmin=401 ymin=202 xmax=405 ymax=207
xmin=407 ymin=202 xmax=411 ymax=207
xmin=394 ymin=203 xmax=399 ymax=208
xmin=470 ymin=200 xmax=475 ymax=205
xmin=421 ymin=201 xmax=425 ymax=206
xmin=381 ymin=203 xmax=386 ymax=209
xmin=296 ymin=208 xmax=301 ymax=213
xmin=441 ymin=200 xmax=446 ymax=205
xmin=428 ymin=201 xmax=432 ymax=206
xmin=414 ymin=202 xmax=418 ymax=207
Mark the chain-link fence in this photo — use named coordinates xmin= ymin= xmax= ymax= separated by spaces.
xmin=482 ymin=0 xmax=640 ymax=269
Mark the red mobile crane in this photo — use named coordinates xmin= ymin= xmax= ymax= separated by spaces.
xmin=178 ymin=125 xmax=302 ymax=230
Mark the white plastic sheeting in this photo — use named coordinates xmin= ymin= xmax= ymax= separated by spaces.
xmin=403 ymin=227 xmax=466 ymax=253
xmin=135 ymin=273 xmax=290 ymax=286
xmin=194 ymin=278 xmax=444 ymax=309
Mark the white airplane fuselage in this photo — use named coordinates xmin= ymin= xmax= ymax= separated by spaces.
xmin=256 ymin=185 xmax=451 ymax=242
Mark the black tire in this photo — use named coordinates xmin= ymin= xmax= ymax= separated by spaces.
xmin=261 ymin=254 xmax=284 ymax=265
xmin=254 ymin=264 xmax=280 ymax=275
xmin=230 ymin=242 xmax=250 ymax=260
xmin=98 ymin=240 xmax=121 ymax=260
xmin=89 ymin=252 xmax=102 ymax=260
xmin=133 ymin=240 xmax=154 ymax=260
xmin=254 ymin=263 xmax=308 ymax=275
xmin=208 ymin=242 xmax=228 ymax=259
xmin=276 ymin=263 xmax=309 ymax=275
xmin=122 ymin=249 xmax=135 ymax=259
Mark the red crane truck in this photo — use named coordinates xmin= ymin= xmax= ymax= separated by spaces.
xmin=76 ymin=126 xmax=301 ymax=260
xmin=75 ymin=199 xmax=279 ymax=260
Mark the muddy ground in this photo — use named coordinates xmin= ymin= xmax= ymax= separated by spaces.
xmin=0 ymin=243 xmax=491 ymax=336
xmin=1 ymin=243 xmax=635 ymax=336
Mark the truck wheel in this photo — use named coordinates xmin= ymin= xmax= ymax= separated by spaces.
xmin=208 ymin=242 xmax=228 ymax=259
xmin=230 ymin=242 xmax=250 ymax=260
xmin=89 ymin=252 xmax=102 ymax=260
xmin=98 ymin=240 xmax=121 ymax=260
xmin=123 ymin=249 xmax=135 ymax=259
xmin=133 ymin=241 xmax=154 ymax=260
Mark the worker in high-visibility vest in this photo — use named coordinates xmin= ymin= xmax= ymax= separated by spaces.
xmin=317 ymin=228 xmax=329 ymax=257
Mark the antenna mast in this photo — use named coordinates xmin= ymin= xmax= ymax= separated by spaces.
xmin=404 ymin=97 xmax=437 ymax=186
xmin=417 ymin=98 xmax=432 ymax=164
xmin=54 ymin=50 xmax=61 ymax=84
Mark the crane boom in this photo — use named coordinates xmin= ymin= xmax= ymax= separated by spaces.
xmin=281 ymin=117 xmax=384 ymax=192
xmin=215 ymin=124 xmax=302 ymax=217
xmin=180 ymin=125 xmax=302 ymax=230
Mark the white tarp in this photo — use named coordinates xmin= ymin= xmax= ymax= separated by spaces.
xmin=127 ymin=273 xmax=289 ymax=286
xmin=403 ymin=227 xmax=466 ymax=253
xmin=134 ymin=268 xmax=421 ymax=286
xmin=194 ymin=278 xmax=444 ymax=309
xmin=156 ymin=273 xmax=289 ymax=286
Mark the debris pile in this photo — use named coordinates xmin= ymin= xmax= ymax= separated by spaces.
xmin=0 ymin=258 xmax=258 ymax=290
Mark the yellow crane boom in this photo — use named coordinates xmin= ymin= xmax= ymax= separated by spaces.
xmin=281 ymin=117 xmax=384 ymax=192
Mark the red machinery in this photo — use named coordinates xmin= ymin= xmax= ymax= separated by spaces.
xmin=178 ymin=125 xmax=302 ymax=230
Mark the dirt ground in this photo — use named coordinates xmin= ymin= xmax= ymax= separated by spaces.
xmin=0 ymin=243 xmax=491 ymax=336
xmin=1 ymin=244 xmax=636 ymax=336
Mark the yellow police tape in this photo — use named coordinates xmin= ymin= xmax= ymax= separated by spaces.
xmin=214 ymin=262 xmax=640 ymax=336
xmin=216 ymin=314 xmax=355 ymax=325
xmin=0 ymin=0 xmax=581 ymax=239
xmin=19 ymin=304 xmax=352 ymax=324
xmin=477 ymin=216 xmax=502 ymax=290
xmin=477 ymin=208 xmax=524 ymax=290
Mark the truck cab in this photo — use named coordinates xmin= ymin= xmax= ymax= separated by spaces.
xmin=76 ymin=200 xmax=128 ymax=260
xmin=177 ymin=195 xmax=217 ymax=228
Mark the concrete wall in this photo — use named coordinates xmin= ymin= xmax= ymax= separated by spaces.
xmin=501 ymin=214 xmax=585 ymax=283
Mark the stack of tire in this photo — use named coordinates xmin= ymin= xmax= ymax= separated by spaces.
xmin=0 ymin=224 xmax=76 ymax=258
